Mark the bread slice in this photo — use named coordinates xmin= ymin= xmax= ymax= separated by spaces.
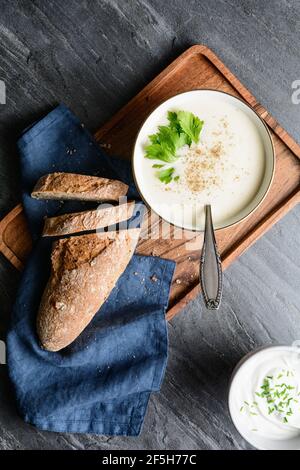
xmin=31 ymin=172 xmax=128 ymax=202
xmin=37 ymin=229 xmax=140 ymax=352
xmin=42 ymin=201 xmax=135 ymax=237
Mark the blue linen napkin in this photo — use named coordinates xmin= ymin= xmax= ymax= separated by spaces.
xmin=7 ymin=104 xmax=175 ymax=436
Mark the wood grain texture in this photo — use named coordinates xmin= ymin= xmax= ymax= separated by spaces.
xmin=0 ymin=205 xmax=31 ymax=271
xmin=0 ymin=0 xmax=300 ymax=451
xmin=1 ymin=45 xmax=299 ymax=318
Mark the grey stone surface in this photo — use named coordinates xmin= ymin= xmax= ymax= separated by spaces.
xmin=0 ymin=0 xmax=299 ymax=450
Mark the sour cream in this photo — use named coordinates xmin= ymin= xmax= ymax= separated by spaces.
xmin=229 ymin=347 xmax=300 ymax=449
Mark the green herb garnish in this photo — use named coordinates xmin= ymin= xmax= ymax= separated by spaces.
xmin=156 ymin=167 xmax=175 ymax=184
xmin=240 ymin=369 xmax=298 ymax=425
xmin=174 ymin=110 xmax=204 ymax=144
xmin=167 ymin=111 xmax=192 ymax=147
xmin=145 ymin=127 xmax=179 ymax=162
xmin=145 ymin=110 xmax=204 ymax=181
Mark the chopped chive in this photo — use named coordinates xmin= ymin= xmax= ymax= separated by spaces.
xmin=241 ymin=370 xmax=299 ymax=426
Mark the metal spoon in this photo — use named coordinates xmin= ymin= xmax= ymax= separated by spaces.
xmin=200 ymin=205 xmax=222 ymax=310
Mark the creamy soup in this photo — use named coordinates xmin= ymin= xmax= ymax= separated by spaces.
xmin=134 ymin=92 xmax=271 ymax=231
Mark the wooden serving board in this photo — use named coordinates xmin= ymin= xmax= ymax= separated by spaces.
xmin=0 ymin=45 xmax=299 ymax=320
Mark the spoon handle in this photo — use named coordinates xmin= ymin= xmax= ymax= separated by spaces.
xmin=200 ymin=205 xmax=222 ymax=310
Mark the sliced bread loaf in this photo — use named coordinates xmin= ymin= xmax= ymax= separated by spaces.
xmin=37 ymin=228 xmax=140 ymax=351
xmin=32 ymin=172 xmax=128 ymax=202
xmin=42 ymin=201 xmax=135 ymax=236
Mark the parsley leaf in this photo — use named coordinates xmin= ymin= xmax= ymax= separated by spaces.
xmin=145 ymin=109 xmax=204 ymax=168
xmin=156 ymin=167 xmax=175 ymax=184
xmin=157 ymin=125 xmax=185 ymax=152
xmin=145 ymin=126 xmax=181 ymax=162
xmin=167 ymin=111 xmax=180 ymax=132
xmin=145 ymin=142 xmax=176 ymax=162
xmin=176 ymin=110 xmax=204 ymax=144
xmin=167 ymin=111 xmax=192 ymax=146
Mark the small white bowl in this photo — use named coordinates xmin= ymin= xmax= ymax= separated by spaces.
xmin=228 ymin=345 xmax=300 ymax=450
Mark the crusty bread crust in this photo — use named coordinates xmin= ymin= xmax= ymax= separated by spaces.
xmin=42 ymin=201 xmax=135 ymax=236
xmin=37 ymin=229 xmax=140 ymax=351
xmin=31 ymin=172 xmax=128 ymax=201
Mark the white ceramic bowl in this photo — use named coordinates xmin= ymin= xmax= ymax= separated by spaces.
xmin=228 ymin=345 xmax=300 ymax=450
xmin=133 ymin=89 xmax=275 ymax=231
